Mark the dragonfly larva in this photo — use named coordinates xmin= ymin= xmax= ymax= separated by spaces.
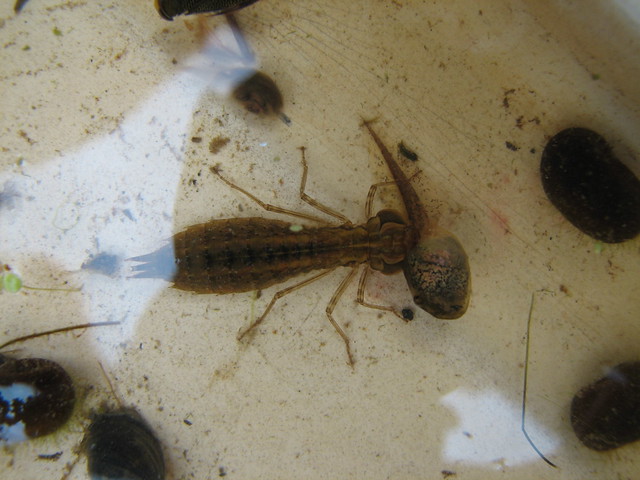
xmin=130 ymin=121 xmax=470 ymax=366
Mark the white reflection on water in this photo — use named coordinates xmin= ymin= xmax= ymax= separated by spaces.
xmin=0 ymin=70 xmax=207 ymax=360
xmin=441 ymin=388 xmax=560 ymax=468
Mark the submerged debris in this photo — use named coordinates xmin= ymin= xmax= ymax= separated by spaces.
xmin=401 ymin=308 xmax=414 ymax=321
xmin=209 ymin=135 xmax=230 ymax=154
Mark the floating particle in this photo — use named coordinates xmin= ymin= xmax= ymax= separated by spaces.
xmin=209 ymin=136 xmax=230 ymax=154
xmin=37 ymin=451 xmax=63 ymax=461
xmin=2 ymin=272 xmax=23 ymax=292
xmin=401 ymin=308 xmax=414 ymax=321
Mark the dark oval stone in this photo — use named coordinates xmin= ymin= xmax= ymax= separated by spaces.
xmin=232 ymin=70 xmax=284 ymax=117
xmin=541 ymin=128 xmax=640 ymax=243
xmin=571 ymin=361 xmax=640 ymax=451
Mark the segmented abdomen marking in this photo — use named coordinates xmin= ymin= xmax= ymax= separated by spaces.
xmin=131 ymin=218 xmax=372 ymax=294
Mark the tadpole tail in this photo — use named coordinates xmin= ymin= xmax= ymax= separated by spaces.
xmin=14 ymin=0 xmax=29 ymax=13
xmin=361 ymin=119 xmax=429 ymax=234
xmin=127 ymin=244 xmax=177 ymax=280
xmin=226 ymin=12 xmax=254 ymax=61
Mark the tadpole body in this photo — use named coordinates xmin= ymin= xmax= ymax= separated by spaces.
xmin=232 ymin=70 xmax=284 ymax=117
xmin=541 ymin=128 xmax=640 ymax=243
xmin=571 ymin=362 xmax=640 ymax=451
xmin=156 ymin=0 xmax=259 ymax=21
xmin=85 ymin=409 xmax=166 ymax=480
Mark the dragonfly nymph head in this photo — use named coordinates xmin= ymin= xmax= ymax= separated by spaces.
xmin=366 ymin=209 xmax=408 ymax=274
xmin=362 ymin=119 xmax=471 ymax=320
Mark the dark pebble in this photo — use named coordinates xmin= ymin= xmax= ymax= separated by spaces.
xmin=540 ymin=128 xmax=640 ymax=243
xmin=570 ymin=361 xmax=640 ymax=451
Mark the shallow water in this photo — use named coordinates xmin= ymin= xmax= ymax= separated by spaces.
xmin=1 ymin=0 xmax=639 ymax=478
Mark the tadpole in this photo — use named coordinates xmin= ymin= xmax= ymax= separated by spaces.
xmin=541 ymin=128 xmax=640 ymax=243
xmin=571 ymin=362 xmax=640 ymax=451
